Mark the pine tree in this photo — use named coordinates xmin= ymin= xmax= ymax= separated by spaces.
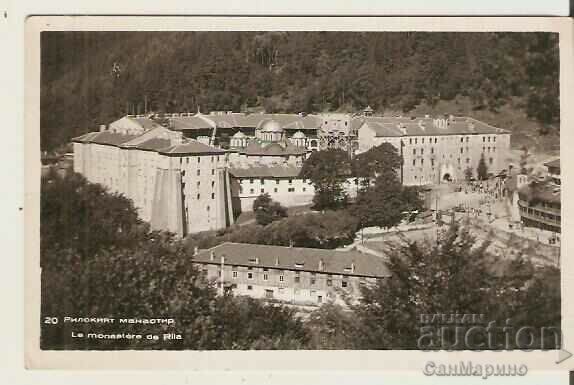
xmin=477 ymin=154 xmax=489 ymax=180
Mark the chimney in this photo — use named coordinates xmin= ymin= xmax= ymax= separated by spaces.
xmin=418 ymin=120 xmax=426 ymax=130
xmin=99 ymin=124 xmax=106 ymax=132
xmin=275 ymin=256 xmax=280 ymax=266
xmin=351 ymin=262 xmax=356 ymax=273
xmin=318 ymin=259 xmax=324 ymax=271
xmin=210 ymin=251 xmax=215 ymax=261
xmin=193 ymin=246 xmax=198 ymax=256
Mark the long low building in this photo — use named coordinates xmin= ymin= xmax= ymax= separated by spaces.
xmin=193 ymin=242 xmax=391 ymax=306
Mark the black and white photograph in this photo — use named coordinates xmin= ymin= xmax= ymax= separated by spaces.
xmin=31 ymin=18 xmax=566 ymax=362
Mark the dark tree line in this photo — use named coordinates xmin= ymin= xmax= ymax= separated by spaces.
xmin=301 ymin=144 xmax=424 ymax=229
xmin=41 ymin=172 xmax=560 ymax=350
xmin=41 ymin=32 xmax=559 ymax=151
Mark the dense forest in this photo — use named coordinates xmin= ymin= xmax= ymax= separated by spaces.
xmin=41 ymin=31 xmax=559 ymax=152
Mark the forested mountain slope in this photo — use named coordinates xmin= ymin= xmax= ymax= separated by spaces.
xmin=41 ymin=32 xmax=559 ymax=152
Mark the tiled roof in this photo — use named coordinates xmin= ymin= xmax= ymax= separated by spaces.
xmin=71 ymin=132 xmax=100 ymax=143
xmin=242 ymin=140 xmax=308 ymax=156
xmin=170 ymin=116 xmax=214 ymax=130
xmin=135 ymin=138 xmax=172 ymax=151
xmin=72 ymin=131 xmax=138 ymax=146
xmin=362 ymin=116 xmax=508 ymax=137
xmin=229 ymin=164 xmax=302 ymax=178
xmin=130 ymin=117 xmax=162 ymax=130
xmin=159 ymin=140 xmax=227 ymax=155
xmin=193 ymin=242 xmax=391 ymax=278
xmin=196 ymin=113 xmax=321 ymax=130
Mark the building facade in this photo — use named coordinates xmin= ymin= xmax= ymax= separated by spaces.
xmin=73 ymin=126 xmax=234 ymax=236
xmin=514 ymin=158 xmax=561 ymax=233
xmin=193 ymin=242 xmax=390 ymax=307
xmin=357 ymin=116 xmax=511 ymax=185
xmin=72 ymin=112 xmax=513 ymax=235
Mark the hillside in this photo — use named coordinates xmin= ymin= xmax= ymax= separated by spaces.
xmin=40 ymin=31 xmax=559 ymax=152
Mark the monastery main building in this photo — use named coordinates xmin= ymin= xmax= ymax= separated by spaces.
xmin=72 ymin=110 xmax=510 ymax=237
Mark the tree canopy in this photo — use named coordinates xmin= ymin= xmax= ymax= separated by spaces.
xmin=252 ymin=193 xmax=288 ymax=226
xmin=300 ymin=149 xmax=352 ymax=210
xmin=41 ymin=172 xmax=309 ymax=350
xmin=308 ymin=222 xmax=561 ymax=350
xmin=41 ymin=32 xmax=559 ymax=152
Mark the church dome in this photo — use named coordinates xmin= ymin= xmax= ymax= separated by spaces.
xmin=292 ymin=131 xmax=306 ymax=139
xmin=259 ymin=119 xmax=284 ymax=133
xmin=232 ymin=131 xmax=246 ymax=138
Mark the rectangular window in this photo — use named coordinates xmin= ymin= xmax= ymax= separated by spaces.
xmin=275 ymin=179 xmax=280 ymax=184
xmin=310 ymin=278 xmax=316 ymax=285
xmin=415 ymin=138 xmax=418 ymax=144
xmin=421 ymin=148 xmax=424 ymax=155
xmin=197 ymin=193 xmax=200 ymax=199
xmin=483 ymin=137 xmax=486 ymax=142
xmin=431 ymin=147 xmax=434 ymax=154
xmin=196 ymin=181 xmax=200 ymax=187
xmin=302 ymin=188 xmax=306 ymax=192
xmin=422 ymin=138 xmax=425 ymax=144
xmin=318 ymin=295 xmax=323 ymax=303
xmin=261 ymin=189 xmax=265 ymax=193
xmin=489 ymin=158 xmax=493 ymax=165
xmin=261 ymin=179 xmax=265 ymax=185
xmin=265 ymin=289 xmax=273 ymax=298
xmin=263 ymin=274 xmax=268 ymax=281
xmin=412 ymin=159 xmax=416 ymax=166
xmin=211 ymin=193 xmax=215 ymax=199
xmin=460 ymin=148 xmax=463 ymax=154
xmin=211 ymin=169 xmax=215 ymax=175
xmin=288 ymin=187 xmax=295 ymax=192
xmin=342 ymin=281 xmax=348 ymax=288
xmin=232 ymin=271 xmax=238 ymax=279
xmin=250 ymin=189 xmax=254 ymax=194
xmin=211 ymin=156 xmax=214 ymax=162
xmin=274 ymin=188 xmax=278 ymax=193
xmin=409 ymin=138 xmax=412 ymax=145
xmin=326 ymin=279 xmax=332 ymax=286
xmin=247 ymin=272 xmax=253 ymax=280
xmin=466 ymin=137 xmax=470 ymax=142
xmin=250 ymin=179 xmax=254 ymax=184
xmin=288 ymin=179 xmax=293 ymax=184
xmin=247 ymin=285 xmax=253 ymax=290
xmin=197 ymin=157 xmax=200 ymax=163
xmin=294 ymin=276 xmax=300 ymax=283
xmin=197 ymin=170 xmax=200 ymax=176
xmin=412 ymin=148 xmax=416 ymax=155
xmin=460 ymin=137 xmax=464 ymax=143
xmin=279 ymin=275 xmax=284 ymax=282
xmin=421 ymin=159 xmax=424 ymax=166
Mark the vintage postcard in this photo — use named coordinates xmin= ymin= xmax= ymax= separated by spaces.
xmin=24 ymin=16 xmax=573 ymax=374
